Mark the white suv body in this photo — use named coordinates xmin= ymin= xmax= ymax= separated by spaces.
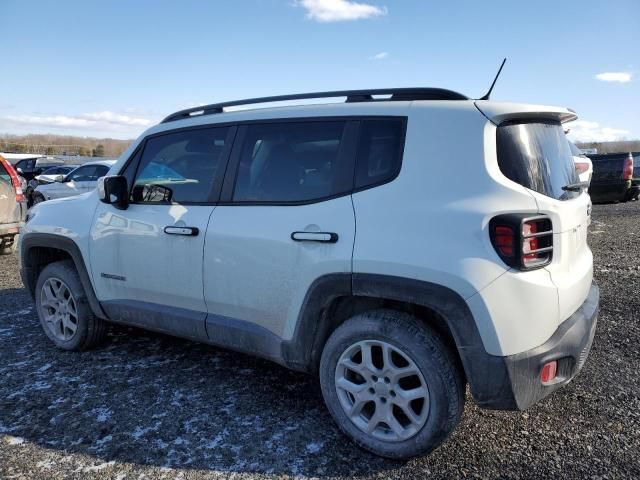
xmin=19 ymin=89 xmax=598 ymax=458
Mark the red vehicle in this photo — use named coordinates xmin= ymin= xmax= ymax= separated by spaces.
xmin=0 ymin=155 xmax=27 ymax=254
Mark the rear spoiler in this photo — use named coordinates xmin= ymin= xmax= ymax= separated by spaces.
xmin=475 ymin=101 xmax=578 ymax=125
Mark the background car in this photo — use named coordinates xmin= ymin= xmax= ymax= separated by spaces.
xmin=588 ymin=152 xmax=634 ymax=203
xmin=0 ymin=155 xmax=27 ymax=254
xmin=568 ymin=140 xmax=593 ymax=185
xmin=625 ymin=152 xmax=640 ymax=201
xmin=35 ymin=165 xmax=77 ymax=185
xmin=32 ymin=160 xmax=115 ymax=204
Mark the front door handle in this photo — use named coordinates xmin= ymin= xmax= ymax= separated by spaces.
xmin=291 ymin=231 xmax=338 ymax=243
xmin=164 ymin=226 xmax=199 ymax=236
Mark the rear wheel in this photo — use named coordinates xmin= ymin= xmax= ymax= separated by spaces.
xmin=319 ymin=309 xmax=465 ymax=459
xmin=35 ymin=260 xmax=107 ymax=350
xmin=0 ymin=237 xmax=16 ymax=255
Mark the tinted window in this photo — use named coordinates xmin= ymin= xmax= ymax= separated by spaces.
xmin=233 ymin=121 xmax=347 ymax=202
xmin=497 ymin=121 xmax=580 ymax=200
xmin=132 ymin=127 xmax=229 ymax=204
xmin=0 ymin=162 xmax=11 ymax=184
xmin=355 ymin=119 xmax=404 ymax=189
xmin=67 ymin=165 xmax=110 ymax=182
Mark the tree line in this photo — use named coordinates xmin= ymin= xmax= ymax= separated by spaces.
xmin=0 ymin=133 xmax=132 ymax=157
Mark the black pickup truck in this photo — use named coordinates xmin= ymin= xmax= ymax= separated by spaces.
xmin=588 ymin=152 xmax=637 ymax=203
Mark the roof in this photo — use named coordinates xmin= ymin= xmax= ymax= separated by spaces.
xmin=161 ymin=88 xmax=469 ymax=124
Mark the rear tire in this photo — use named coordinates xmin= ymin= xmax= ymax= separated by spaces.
xmin=1 ymin=237 xmax=16 ymax=255
xmin=319 ymin=309 xmax=465 ymax=459
xmin=35 ymin=260 xmax=107 ymax=351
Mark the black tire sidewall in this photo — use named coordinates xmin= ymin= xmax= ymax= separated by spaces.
xmin=320 ymin=311 xmax=463 ymax=459
xmin=35 ymin=261 xmax=94 ymax=350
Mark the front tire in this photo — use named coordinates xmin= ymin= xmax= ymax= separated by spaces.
xmin=319 ymin=310 xmax=465 ymax=459
xmin=35 ymin=260 xmax=107 ymax=351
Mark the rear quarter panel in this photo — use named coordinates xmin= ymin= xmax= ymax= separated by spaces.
xmin=351 ymin=102 xmax=558 ymax=355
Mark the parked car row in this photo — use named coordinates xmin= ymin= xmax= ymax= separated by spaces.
xmin=31 ymin=160 xmax=115 ymax=205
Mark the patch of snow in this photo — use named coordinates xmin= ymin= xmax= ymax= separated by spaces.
xmin=5 ymin=436 xmax=25 ymax=445
xmin=82 ymin=461 xmax=115 ymax=472
xmin=306 ymin=441 xmax=324 ymax=454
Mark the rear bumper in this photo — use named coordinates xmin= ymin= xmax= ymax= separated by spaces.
xmin=471 ymin=283 xmax=599 ymax=410
xmin=589 ymin=181 xmax=630 ymax=203
xmin=0 ymin=221 xmax=22 ymax=238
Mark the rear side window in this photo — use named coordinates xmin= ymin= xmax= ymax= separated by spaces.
xmin=233 ymin=121 xmax=348 ymax=203
xmin=355 ymin=119 xmax=405 ymax=190
xmin=497 ymin=121 xmax=580 ymax=200
xmin=0 ymin=162 xmax=11 ymax=185
xmin=132 ymin=127 xmax=230 ymax=204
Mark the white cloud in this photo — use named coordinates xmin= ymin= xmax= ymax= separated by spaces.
xmin=566 ymin=120 xmax=630 ymax=143
xmin=370 ymin=51 xmax=388 ymax=60
xmin=2 ymin=111 xmax=154 ymax=131
xmin=595 ymin=72 xmax=632 ymax=83
xmin=298 ymin=0 xmax=387 ymax=22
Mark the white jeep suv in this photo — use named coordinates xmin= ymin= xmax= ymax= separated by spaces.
xmin=19 ymin=88 xmax=598 ymax=459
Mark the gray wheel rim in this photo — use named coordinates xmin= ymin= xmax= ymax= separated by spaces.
xmin=39 ymin=277 xmax=79 ymax=341
xmin=335 ymin=340 xmax=430 ymax=442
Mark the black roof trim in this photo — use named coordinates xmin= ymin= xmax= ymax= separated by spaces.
xmin=161 ymin=88 xmax=469 ymax=123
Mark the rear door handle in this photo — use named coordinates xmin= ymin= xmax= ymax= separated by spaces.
xmin=291 ymin=231 xmax=338 ymax=243
xmin=164 ymin=226 xmax=199 ymax=236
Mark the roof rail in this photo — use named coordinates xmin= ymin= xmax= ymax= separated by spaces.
xmin=161 ymin=88 xmax=469 ymax=123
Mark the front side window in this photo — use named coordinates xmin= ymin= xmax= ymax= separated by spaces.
xmin=233 ymin=121 xmax=347 ymax=203
xmin=67 ymin=165 xmax=108 ymax=182
xmin=132 ymin=127 xmax=230 ymax=204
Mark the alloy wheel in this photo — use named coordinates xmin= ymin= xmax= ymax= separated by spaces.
xmin=334 ymin=339 xmax=430 ymax=442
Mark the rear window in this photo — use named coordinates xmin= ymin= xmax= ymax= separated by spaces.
xmin=497 ymin=121 xmax=580 ymax=200
xmin=0 ymin=165 xmax=11 ymax=186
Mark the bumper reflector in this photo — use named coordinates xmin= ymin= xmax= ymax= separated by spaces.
xmin=540 ymin=360 xmax=558 ymax=384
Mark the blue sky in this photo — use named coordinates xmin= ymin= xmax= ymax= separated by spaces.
xmin=1 ymin=0 xmax=638 ymax=141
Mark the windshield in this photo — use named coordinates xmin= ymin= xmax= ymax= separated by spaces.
xmin=497 ymin=121 xmax=580 ymax=200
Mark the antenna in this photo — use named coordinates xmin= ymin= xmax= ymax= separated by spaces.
xmin=478 ymin=58 xmax=507 ymax=101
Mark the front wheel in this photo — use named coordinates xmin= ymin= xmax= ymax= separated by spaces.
xmin=319 ymin=310 xmax=465 ymax=459
xmin=35 ymin=260 xmax=107 ymax=351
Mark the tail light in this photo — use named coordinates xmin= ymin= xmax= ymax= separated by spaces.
xmin=490 ymin=214 xmax=553 ymax=270
xmin=575 ymin=162 xmax=590 ymax=175
xmin=0 ymin=158 xmax=26 ymax=202
xmin=623 ymin=153 xmax=633 ymax=181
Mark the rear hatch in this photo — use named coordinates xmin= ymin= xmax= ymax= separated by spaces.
xmin=478 ymin=102 xmax=593 ymax=324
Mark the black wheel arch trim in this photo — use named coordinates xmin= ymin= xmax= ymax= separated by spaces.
xmin=20 ymin=233 xmax=108 ymax=320
xmin=285 ymin=273 xmax=516 ymax=409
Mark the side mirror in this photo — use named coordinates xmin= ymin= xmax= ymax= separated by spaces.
xmin=54 ymin=174 xmax=65 ymax=182
xmin=98 ymin=175 xmax=129 ymax=210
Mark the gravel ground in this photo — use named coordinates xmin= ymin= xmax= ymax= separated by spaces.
xmin=1 ymin=202 xmax=639 ymax=479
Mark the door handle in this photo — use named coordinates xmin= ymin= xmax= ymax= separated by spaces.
xmin=291 ymin=231 xmax=338 ymax=243
xmin=164 ymin=226 xmax=199 ymax=236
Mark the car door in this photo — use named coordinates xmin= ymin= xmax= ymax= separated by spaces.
xmin=203 ymin=119 xmax=358 ymax=345
xmin=89 ymin=125 xmax=235 ymax=340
